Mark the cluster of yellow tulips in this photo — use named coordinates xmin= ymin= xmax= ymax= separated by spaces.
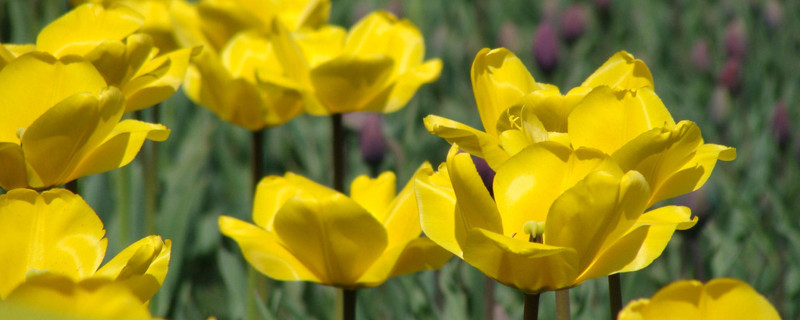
xmin=0 ymin=0 xmax=781 ymax=319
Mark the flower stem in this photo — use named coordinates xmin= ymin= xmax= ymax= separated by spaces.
xmin=247 ymin=129 xmax=267 ymax=320
xmin=332 ymin=114 xmax=345 ymax=192
xmin=484 ymin=277 xmax=495 ymax=319
xmin=523 ymin=292 xmax=540 ymax=320
xmin=608 ymin=274 xmax=622 ymax=319
xmin=342 ymin=288 xmax=356 ymax=320
xmin=555 ymin=289 xmax=570 ymax=320
xmin=136 ymin=107 xmax=159 ymax=236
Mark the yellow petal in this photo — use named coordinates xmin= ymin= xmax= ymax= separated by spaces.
xmin=703 ymin=278 xmax=782 ymax=320
xmin=382 ymin=163 xmax=431 ymax=247
xmin=471 ymin=48 xmax=542 ymax=136
xmin=568 ymin=86 xmax=675 ymax=155
xmin=284 ymin=172 xmax=339 ymax=199
xmin=620 ymin=280 xmax=704 ymax=320
xmin=546 ymin=171 xmax=649 ymax=282
xmin=362 ymin=58 xmax=441 ymax=113
xmin=0 ymin=189 xmax=107 ymax=298
xmin=124 ymin=46 xmax=194 ymax=112
xmin=580 ymin=51 xmax=654 ymax=90
xmin=358 ymin=236 xmax=451 ymax=287
xmin=272 ymin=194 xmax=388 ymax=287
xmin=37 ymin=3 xmax=144 ymax=57
xmin=423 ymin=115 xmax=509 ymax=170
xmin=415 ymin=163 xmax=462 ymax=257
xmin=2 ymin=273 xmax=153 ymax=320
xmin=0 ymin=143 xmax=28 ymax=190
xmin=650 ymin=143 xmax=736 ymax=205
xmin=494 ymin=143 xmax=622 ymax=238
xmin=253 ymin=176 xmax=299 ymax=231
xmin=350 ymin=171 xmax=396 ymax=221
xmin=0 ymin=53 xmax=107 ymax=144
xmin=463 ymin=228 xmax=578 ymax=293
xmin=94 ymin=236 xmax=170 ymax=302
xmin=310 ymin=53 xmax=395 ymax=113
xmin=218 ymin=216 xmax=319 ymax=282
xmin=195 ymin=0 xmax=260 ymax=51
xmin=445 ymin=145 xmax=503 ymax=243
xmin=22 ymin=88 xmax=125 ymax=188
xmin=68 ymin=119 xmax=169 ymax=182
xmin=518 ymin=85 xmax=590 ymax=133
xmin=286 ymin=25 xmax=346 ymax=69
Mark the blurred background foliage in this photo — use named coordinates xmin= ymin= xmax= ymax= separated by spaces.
xmin=1 ymin=0 xmax=799 ymax=319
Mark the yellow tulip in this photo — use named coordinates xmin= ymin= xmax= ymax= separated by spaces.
xmin=416 ymin=144 xmax=695 ymax=293
xmin=0 ymin=53 xmax=169 ymax=190
xmin=618 ymin=278 xmax=780 ymax=320
xmin=71 ymin=0 xmax=180 ymax=52
xmin=219 ymin=163 xmax=451 ymax=288
xmin=424 ymin=48 xmax=650 ymax=170
xmin=272 ymin=10 xmax=442 ymax=114
xmin=0 ymin=188 xmax=171 ymax=302
xmin=1 ymin=3 xmax=193 ymax=112
xmin=0 ymin=274 xmax=156 ymax=320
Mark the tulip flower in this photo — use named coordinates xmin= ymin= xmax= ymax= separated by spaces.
xmin=72 ymin=0 xmax=180 ymax=52
xmin=0 ymin=52 xmax=168 ymax=190
xmin=1 ymin=2 xmax=193 ymax=112
xmin=424 ymin=48 xmax=652 ymax=170
xmin=0 ymin=274 xmax=156 ymax=320
xmin=416 ymin=143 xmax=695 ymax=293
xmin=271 ymin=10 xmax=442 ymax=115
xmin=0 ymin=188 xmax=171 ymax=302
xmin=219 ymin=163 xmax=451 ymax=288
xmin=618 ymin=278 xmax=780 ymax=320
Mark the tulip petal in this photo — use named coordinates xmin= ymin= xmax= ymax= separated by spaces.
xmin=350 ymin=171 xmax=396 ymax=222
xmin=253 ymin=176 xmax=300 ymax=231
xmin=703 ymin=278 xmax=782 ymax=320
xmin=358 ymin=237 xmax=451 ymax=287
xmin=446 ymin=146 xmax=503 ymax=244
xmin=0 ymin=53 xmax=107 ymax=144
xmin=284 ymin=172 xmax=339 ymax=199
xmin=546 ymin=171 xmax=650 ymax=279
xmin=272 ymin=194 xmax=388 ymax=287
xmin=382 ymin=163 xmax=431 ymax=247
xmin=463 ymin=228 xmax=578 ymax=293
xmin=310 ymin=53 xmax=395 ymax=113
xmin=650 ymin=143 xmax=736 ymax=205
xmin=363 ymin=59 xmax=442 ymax=113
xmin=68 ymin=119 xmax=169 ymax=181
xmin=423 ymin=115 xmax=509 ymax=170
xmin=568 ymin=86 xmax=675 ymax=155
xmin=494 ymin=143 xmax=621 ymax=238
xmin=345 ymin=12 xmax=421 ymax=75
xmin=0 ymin=189 xmax=107 ymax=298
xmin=415 ymin=164 xmax=462 ymax=257
xmin=218 ymin=216 xmax=319 ymax=282
xmin=2 ymin=273 xmax=153 ymax=320
xmin=124 ymin=46 xmax=194 ymax=112
xmin=37 ymin=3 xmax=144 ymax=57
xmin=580 ymin=51 xmax=654 ymax=90
xmin=0 ymin=143 xmax=28 ymax=190
xmin=471 ymin=48 xmax=543 ymax=136
xmin=518 ymin=86 xmax=591 ymax=133
xmin=94 ymin=236 xmax=170 ymax=302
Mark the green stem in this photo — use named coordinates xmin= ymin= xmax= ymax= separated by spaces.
xmin=523 ymin=292 xmax=540 ymax=320
xmin=608 ymin=274 xmax=622 ymax=319
xmin=247 ymin=129 xmax=267 ymax=320
xmin=65 ymin=179 xmax=78 ymax=194
xmin=555 ymin=289 xmax=570 ymax=320
xmin=342 ymin=289 xmax=356 ymax=320
xmin=332 ymin=114 xmax=345 ymax=192
xmin=484 ymin=277 xmax=495 ymax=320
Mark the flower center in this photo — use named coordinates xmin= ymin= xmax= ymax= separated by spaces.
xmin=523 ymin=220 xmax=545 ymax=243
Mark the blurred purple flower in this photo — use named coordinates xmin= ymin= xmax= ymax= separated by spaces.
xmin=497 ymin=21 xmax=520 ymax=52
xmin=359 ymin=113 xmax=387 ymax=168
xmin=724 ymin=19 xmax=747 ymax=59
xmin=470 ymin=155 xmax=496 ymax=197
xmin=709 ymin=85 xmax=730 ymax=126
xmin=772 ymin=100 xmax=791 ymax=150
xmin=533 ymin=22 xmax=559 ymax=74
xmin=763 ymin=0 xmax=783 ymax=29
xmin=561 ymin=4 xmax=587 ymax=43
xmin=718 ymin=58 xmax=741 ymax=93
xmin=691 ymin=40 xmax=710 ymax=72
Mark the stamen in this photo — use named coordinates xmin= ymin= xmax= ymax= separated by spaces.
xmin=16 ymin=128 xmax=25 ymax=140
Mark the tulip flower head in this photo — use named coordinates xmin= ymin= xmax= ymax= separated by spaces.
xmin=219 ymin=163 xmax=451 ymax=288
xmin=0 ymin=52 xmax=169 ymax=190
xmin=618 ymin=278 xmax=780 ymax=320
xmin=416 ymin=144 xmax=695 ymax=293
xmin=0 ymin=188 xmax=170 ymax=318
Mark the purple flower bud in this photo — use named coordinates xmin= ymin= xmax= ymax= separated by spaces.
xmin=772 ymin=100 xmax=791 ymax=150
xmin=709 ymin=85 xmax=731 ymax=126
xmin=470 ymin=155 xmax=496 ymax=197
xmin=718 ymin=58 xmax=741 ymax=93
xmin=724 ymin=19 xmax=747 ymax=59
xmin=497 ymin=21 xmax=520 ymax=52
xmin=763 ymin=0 xmax=783 ymax=29
xmin=690 ymin=40 xmax=710 ymax=72
xmin=359 ymin=113 xmax=387 ymax=168
xmin=533 ymin=22 xmax=559 ymax=74
xmin=561 ymin=4 xmax=587 ymax=43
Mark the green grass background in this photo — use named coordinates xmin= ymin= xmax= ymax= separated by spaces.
xmin=2 ymin=0 xmax=799 ymax=319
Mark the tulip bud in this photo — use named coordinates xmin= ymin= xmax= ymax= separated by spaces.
xmin=690 ymin=40 xmax=710 ymax=72
xmin=471 ymin=155 xmax=496 ymax=197
xmin=718 ymin=58 xmax=741 ymax=93
xmin=561 ymin=4 xmax=587 ymax=43
xmin=709 ymin=85 xmax=731 ymax=126
xmin=359 ymin=113 xmax=387 ymax=174
xmin=724 ymin=19 xmax=747 ymax=59
xmin=497 ymin=21 xmax=520 ymax=53
xmin=533 ymin=22 xmax=559 ymax=74
xmin=763 ymin=0 xmax=783 ymax=29
xmin=772 ymin=100 xmax=791 ymax=151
